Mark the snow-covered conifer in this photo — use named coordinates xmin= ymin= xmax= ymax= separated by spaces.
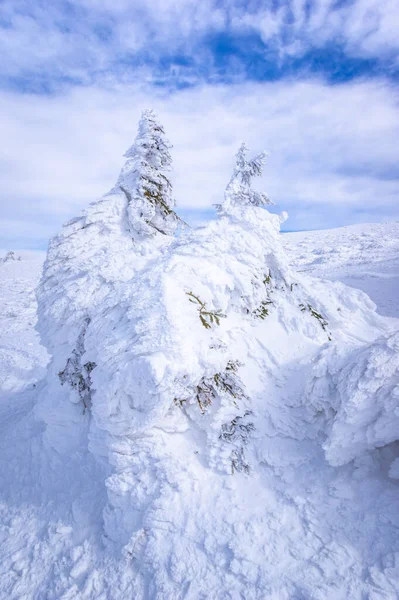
xmin=34 ymin=112 xmax=399 ymax=596
xmin=221 ymin=143 xmax=273 ymax=212
xmin=36 ymin=110 xmax=182 ymax=450
xmin=116 ymin=109 xmax=182 ymax=239
xmin=2 ymin=250 xmax=20 ymax=263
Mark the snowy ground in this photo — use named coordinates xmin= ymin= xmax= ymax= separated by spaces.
xmin=0 ymin=223 xmax=398 ymax=600
xmin=282 ymin=222 xmax=399 ymax=318
xmin=0 ymin=251 xmax=48 ymax=395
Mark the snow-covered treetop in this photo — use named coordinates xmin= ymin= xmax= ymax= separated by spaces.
xmin=123 ymin=109 xmax=172 ymax=168
xmin=1 ymin=250 xmax=21 ymax=263
xmin=221 ymin=143 xmax=273 ymax=212
xmin=116 ymin=108 xmax=182 ymax=239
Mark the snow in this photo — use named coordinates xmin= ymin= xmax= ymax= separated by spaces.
xmin=1 ymin=210 xmax=399 ymax=597
xmin=282 ymin=221 xmax=399 ymax=318
xmin=0 ymin=251 xmax=47 ymax=394
xmin=307 ymin=330 xmax=399 ymax=467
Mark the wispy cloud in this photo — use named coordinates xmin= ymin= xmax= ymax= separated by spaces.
xmin=0 ymin=0 xmax=398 ymax=91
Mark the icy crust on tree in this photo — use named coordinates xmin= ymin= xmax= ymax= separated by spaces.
xmin=35 ymin=191 xmax=148 ymax=449
xmin=38 ymin=194 xmax=135 ymax=351
xmin=307 ymin=331 xmax=399 ymax=470
xmin=85 ymin=206 xmax=347 ymax=444
xmin=38 ymin=202 xmax=393 ymax=516
xmin=86 ymin=207 xmax=286 ymax=436
xmin=77 ymin=204 xmax=393 ymax=555
xmin=37 ymin=110 xmax=177 ymax=353
xmin=220 ymin=143 xmax=273 ymax=212
xmin=114 ymin=108 xmax=181 ymax=238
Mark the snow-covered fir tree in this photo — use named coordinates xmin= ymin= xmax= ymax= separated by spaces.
xmin=1 ymin=250 xmax=20 ymax=263
xmin=33 ymin=127 xmax=399 ymax=599
xmin=220 ymin=142 xmax=273 ymax=212
xmin=35 ymin=110 xmax=181 ymax=450
xmin=116 ymin=109 xmax=182 ymax=239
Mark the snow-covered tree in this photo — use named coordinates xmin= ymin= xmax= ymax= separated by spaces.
xmin=220 ymin=143 xmax=273 ymax=212
xmin=116 ymin=109 xmax=183 ymax=239
xmin=35 ymin=115 xmax=398 ymax=593
xmin=1 ymin=250 xmax=21 ymax=263
xmin=36 ymin=110 xmax=182 ymax=449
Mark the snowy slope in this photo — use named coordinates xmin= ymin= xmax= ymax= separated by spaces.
xmin=282 ymin=222 xmax=399 ymax=318
xmin=0 ymin=218 xmax=399 ymax=600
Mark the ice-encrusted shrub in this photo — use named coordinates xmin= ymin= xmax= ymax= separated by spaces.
xmin=219 ymin=143 xmax=273 ymax=212
xmin=220 ymin=411 xmax=255 ymax=474
xmin=299 ymin=302 xmax=331 ymax=340
xmin=246 ymin=270 xmax=274 ymax=319
xmin=263 ymin=271 xmax=272 ymax=286
xmin=1 ymin=250 xmax=21 ymax=263
xmin=175 ymin=361 xmax=254 ymax=474
xmin=58 ymin=317 xmax=96 ymax=413
xmin=252 ymin=300 xmax=273 ymax=320
xmin=176 ymin=360 xmax=247 ymax=414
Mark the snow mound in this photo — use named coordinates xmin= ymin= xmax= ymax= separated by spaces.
xmin=307 ymin=331 xmax=399 ymax=469
xmin=88 ymin=206 xmax=288 ymax=436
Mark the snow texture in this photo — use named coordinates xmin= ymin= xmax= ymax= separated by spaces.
xmin=307 ymin=331 xmax=399 ymax=468
xmin=282 ymin=221 xmax=399 ymax=318
xmin=1 ymin=144 xmax=399 ymax=598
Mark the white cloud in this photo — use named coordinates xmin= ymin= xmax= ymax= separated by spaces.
xmin=0 ymin=77 xmax=398 ymax=247
xmin=247 ymin=0 xmax=399 ymax=62
xmin=0 ymin=0 xmax=398 ymax=89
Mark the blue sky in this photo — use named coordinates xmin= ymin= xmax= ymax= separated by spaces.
xmin=0 ymin=0 xmax=398 ymax=249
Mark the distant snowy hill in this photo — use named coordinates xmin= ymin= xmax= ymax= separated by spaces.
xmin=283 ymin=222 xmax=399 ymax=318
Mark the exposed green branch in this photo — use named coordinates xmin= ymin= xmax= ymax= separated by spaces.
xmin=186 ymin=291 xmax=226 ymax=329
xmin=252 ymin=300 xmax=273 ymax=320
xmin=299 ymin=303 xmax=332 ymax=340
